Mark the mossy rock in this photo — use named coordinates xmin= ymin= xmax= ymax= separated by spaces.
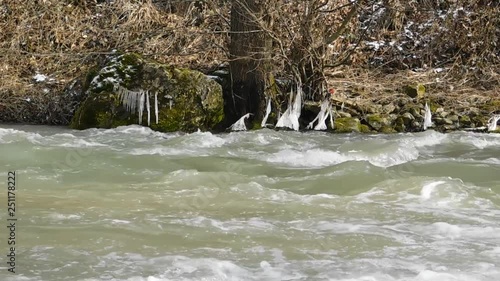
xmin=403 ymin=84 xmax=425 ymax=99
xmin=70 ymin=53 xmax=224 ymax=132
xmin=459 ymin=115 xmax=471 ymax=127
xmin=366 ymin=114 xmax=391 ymax=131
xmin=394 ymin=117 xmax=406 ymax=132
xmin=334 ymin=117 xmax=361 ymax=133
xmin=360 ymin=124 xmax=372 ymax=133
xmin=380 ymin=126 xmax=396 ymax=133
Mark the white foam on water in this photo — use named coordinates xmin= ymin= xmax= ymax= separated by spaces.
xmin=182 ymin=131 xmax=226 ymax=148
xmin=263 ymin=146 xmax=418 ymax=168
xmin=420 ymin=181 xmax=446 ymax=200
xmin=57 ymin=138 xmax=107 ymax=148
xmin=48 ymin=213 xmax=82 ymax=221
xmin=171 ymin=216 xmax=275 ymax=233
xmin=265 ymin=148 xmax=347 ymax=168
xmin=428 ymin=222 xmax=462 ymax=239
xmin=0 ymin=128 xmax=43 ymax=144
xmin=452 ymin=132 xmax=500 ymax=149
xmin=128 ymin=147 xmax=191 ymax=156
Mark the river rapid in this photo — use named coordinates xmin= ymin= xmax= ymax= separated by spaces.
xmin=0 ymin=125 xmax=499 ymax=281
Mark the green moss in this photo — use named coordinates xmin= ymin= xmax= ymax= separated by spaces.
xmin=403 ymin=83 xmax=425 ymax=99
xmin=429 ymin=101 xmax=439 ymax=113
xmin=360 ymin=124 xmax=371 ymax=133
xmin=459 ymin=115 xmax=471 ymax=126
xmin=394 ymin=117 xmax=405 ymax=132
xmin=334 ymin=117 xmax=361 ymax=133
xmin=72 ymin=53 xmax=224 ymax=132
xmin=380 ymin=126 xmax=396 ymax=133
xmin=478 ymin=99 xmax=500 ymax=113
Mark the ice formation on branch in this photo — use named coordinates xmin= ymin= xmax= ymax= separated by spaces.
xmin=276 ymin=86 xmax=302 ymax=131
xmin=261 ymin=98 xmax=272 ymax=128
xmin=423 ymin=102 xmax=433 ymax=130
xmin=229 ymin=113 xmax=252 ymax=131
xmin=488 ymin=115 xmax=500 ymax=131
xmin=307 ymin=99 xmax=333 ymax=131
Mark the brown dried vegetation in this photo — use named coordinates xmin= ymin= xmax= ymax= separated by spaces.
xmin=0 ymin=0 xmax=498 ymax=123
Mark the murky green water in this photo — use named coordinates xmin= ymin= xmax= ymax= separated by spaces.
xmin=0 ymin=125 xmax=499 ymax=280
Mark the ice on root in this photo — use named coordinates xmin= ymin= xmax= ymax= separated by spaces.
xmin=488 ymin=115 xmax=500 ymax=131
xmin=306 ymin=99 xmax=332 ymax=131
xmin=261 ymin=98 xmax=272 ymax=128
xmin=329 ymin=106 xmax=334 ymax=130
xmin=423 ymin=102 xmax=433 ymax=130
xmin=276 ymin=86 xmax=302 ymax=131
xmin=146 ymin=92 xmax=151 ymax=126
xmin=154 ymin=92 xmax=159 ymax=124
xmin=230 ymin=113 xmax=252 ymax=131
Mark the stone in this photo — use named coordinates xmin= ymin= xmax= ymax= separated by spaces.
xmin=366 ymin=114 xmax=391 ymax=131
xmin=334 ymin=117 xmax=361 ymax=133
xmin=403 ymin=84 xmax=425 ymax=99
xmin=469 ymin=107 xmax=480 ymax=117
xmin=459 ymin=115 xmax=471 ymax=126
xmin=382 ymin=103 xmax=396 ymax=114
xmin=394 ymin=117 xmax=406 ymax=132
xmin=435 ymin=117 xmax=453 ymax=125
xmin=337 ymin=111 xmax=352 ymax=118
xmin=448 ymin=115 xmax=459 ymax=122
xmin=401 ymin=112 xmax=415 ymax=126
xmin=409 ymin=107 xmax=422 ymax=119
xmin=70 ymin=53 xmax=224 ymax=132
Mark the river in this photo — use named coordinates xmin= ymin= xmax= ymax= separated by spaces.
xmin=0 ymin=125 xmax=499 ymax=281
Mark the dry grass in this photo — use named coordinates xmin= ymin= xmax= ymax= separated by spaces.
xmin=0 ymin=0 xmax=497 ymax=123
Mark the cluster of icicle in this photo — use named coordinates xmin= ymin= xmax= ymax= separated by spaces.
xmin=229 ymin=113 xmax=251 ymax=131
xmin=423 ymin=102 xmax=433 ymax=130
xmin=306 ymin=99 xmax=334 ymax=130
xmin=275 ymin=87 xmax=303 ymax=131
xmin=114 ymin=84 xmax=159 ymax=126
xmin=488 ymin=114 xmax=500 ymax=131
xmin=230 ymin=86 xmax=335 ymax=132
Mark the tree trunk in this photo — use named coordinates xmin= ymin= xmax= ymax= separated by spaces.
xmin=228 ymin=0 xmax=271 ymax=126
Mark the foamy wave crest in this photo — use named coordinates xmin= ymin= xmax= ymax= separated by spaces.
xmin=454 ymin=132 xmax=500 ymax=149
xmin=181 ymin=131 xmax=227 ymax=148
xmin=128 ymin=147 xmax=189 ymax=156
xmin=0 ymin=128 xmax=43 ymax=144
xmin=265 ymin=149 xmax=347 ymax=168
xmin=406 ymin=130 xmax=448 ymax=148
xmin=263 ymin=146 xmax=418 ymax=168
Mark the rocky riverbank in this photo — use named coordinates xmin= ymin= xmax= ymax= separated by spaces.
xmin=65 ymin=53 xmax=500 ymax=133
xmin=1 ymin=52 xmax=499 ymax=134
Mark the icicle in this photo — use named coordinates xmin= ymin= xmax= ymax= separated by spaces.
xmin=307 ymin=99 xmax=330 ymax=130
xmin=290 ymin=86 xmax=302 ymax=131
xmin=138 ymin=91 xmax=145 ymax=125
xmin=229 ymin=113 xmax=252 ymax=131
xmin=329 ymin=105 xmax=335 ymax=130
xmin=146 ymin=91 xmax=151 ymax=126
xmin=276 ymin=108 xmax=290 ymax=128
xmin=154 ymin=92 xmax=159 ymax=124
xmin=423 ymin=102 xmax=433 ymax=130
xmin=261 ymin=98 xmax=272 ymax=128
xmin=314 ymin=110 xmax=329 ymax=130
xmin=276 ymin=86 xmax=302 ymax=131
xmin=488 ymin=115 xmax=500 ymax=131
xmin=306 ymin=114 xmax=319 ymax=129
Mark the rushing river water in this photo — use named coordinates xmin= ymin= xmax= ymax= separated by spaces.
xmin=0 ymin=125 xmax=499 ymax=281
